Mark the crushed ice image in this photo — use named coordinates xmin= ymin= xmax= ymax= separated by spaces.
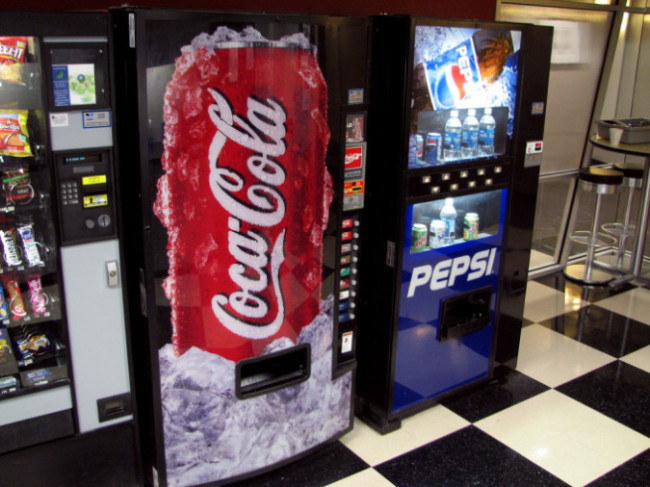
xmin=159 ymin=295 xmax=352 ymax=487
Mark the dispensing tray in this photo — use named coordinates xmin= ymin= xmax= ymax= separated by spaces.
xmin=597 ymin=118 xmax=650 ymax=144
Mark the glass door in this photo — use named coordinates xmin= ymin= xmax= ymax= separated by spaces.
xmin=0 ymin=36 xmax=67 ymax=397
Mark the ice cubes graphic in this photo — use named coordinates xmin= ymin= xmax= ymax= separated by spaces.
xmin=159 ymin=295 xmax=352 ymax=487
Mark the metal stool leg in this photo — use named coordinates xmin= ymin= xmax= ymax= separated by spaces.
xmin=565 ymin=191 xmax=615 ymax=284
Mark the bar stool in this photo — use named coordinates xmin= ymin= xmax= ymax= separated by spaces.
xmin=599 ymin=161 xmax=644 ymax=271
xmin=564 ymin=167 xmax=624 ymax=284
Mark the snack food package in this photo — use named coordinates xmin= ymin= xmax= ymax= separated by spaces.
xmin=18 ymin=221 xmax=44 ymax=267
xmin=0 ymin=284 xmax=9 ymax=321
xmin=2 ymin=274 xmax=25 ymax=321
xmin=27 ymin=274 xmax=48 ymax=316
xmin=3 ymin=163 xmax=34 ymax=203
xmin=0 ymin=36 xmax=28 ymax=85
xmin=0 ymin=226 xmax=23 ymax=267
xmin=0 ymin=110 xmax=33 ymax=157
xmin=155 ymin=27 xmax=332 ymax=362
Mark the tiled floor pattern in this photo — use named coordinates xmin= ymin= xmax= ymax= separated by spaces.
xmin=233 ymin=274 xmax=650 ymax=487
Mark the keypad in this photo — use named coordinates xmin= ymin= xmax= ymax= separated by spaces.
xmin=60 ymin=181 xmax=79 ymax=206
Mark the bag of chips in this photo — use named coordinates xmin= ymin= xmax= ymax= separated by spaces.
xmin=0 ymin=36 xmax=27 ymax=85
xmin=0 ymin=110 xmax=33 ymax=157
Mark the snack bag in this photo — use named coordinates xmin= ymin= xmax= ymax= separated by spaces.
xmin=0 ymin=37 xmax=27 ymax=85
xmin=0 ymin=110 xmax=33 ymax=157
xmin=3 ymin=163 xmax=34 ymax=203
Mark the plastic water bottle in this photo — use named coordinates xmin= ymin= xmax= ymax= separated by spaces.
xmin=479 ymin=107 xmax=496 ymax=156
xmin=461 ymin=109 xmax=479 ymax=159
xmin=443 ymin=110 xmax=462 ymax=161
xmin=439 ymin=197 xmax=457 ymax=245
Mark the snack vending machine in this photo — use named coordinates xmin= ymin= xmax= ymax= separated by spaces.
xmin=112 ymin=8 xmax=369 ymax=486
xmin=0 ymin=11 xmax=134 ymax=465
xmin=355 ymin=16 xmax=552 ymax=433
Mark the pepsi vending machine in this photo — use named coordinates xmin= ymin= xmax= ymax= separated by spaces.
xmin=355 ymin=16 xmax=552 ymax=432
xmin=112 ymin=8 xmax=369 ymax=486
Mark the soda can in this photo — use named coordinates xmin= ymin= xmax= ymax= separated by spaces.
xmin=155 ymin=27 xmax=332 ymax=361
xmin=412 ymin=224 xmax=428 ymax=252
xmin=409 ymin=133 xmax=425 ymax=165
xmin=428 ymin=219 xmax=446 ymax=248
xmin=425 ymin=132 xmax=442 ymax=164
xmin=464 ymin=212 xmax=480 ymax=240
xmin=411 ymin=224 xmax=428 ymax=253
xmin=413 ymin=134 xmax=425 ymax=165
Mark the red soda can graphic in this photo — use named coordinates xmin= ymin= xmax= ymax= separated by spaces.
xmin=155 ymin=27 xmax=332 ymax=362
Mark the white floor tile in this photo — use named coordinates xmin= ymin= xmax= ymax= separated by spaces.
xmin=516 ymin=324 xmax=615 ymax=387
xmin=523 ymin=281 xmax=588 ymax=323
xmin=325 ymin=468 xmax=396 ymax=487
xmin=342 ymin=406 xmax=469 ymax=466
xmin=476 ymin=390 xmax=650 ymax=487
xmin=595 ymin=287 xmax=650 ymax=326
xmin=621 ymin=343 xmax=650 ymax=374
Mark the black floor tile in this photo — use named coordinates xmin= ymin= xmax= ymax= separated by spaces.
xmin=534 ymin=273 xmax=635 ymax=302
xmin=537 ymin=305 xmax=650 ymax=358
xmin=441 ymin=369 xmax=549 ymax=423
xmin=226 ymin=441 xmax=369 ymax=487
xmin=0 ymin=422 xmax=139 ymax=487
xmin=523 ymin=317 xmax=535 ymax=327
xmin=375 ymin=426 xmax=569 ymax=487
xmin=556 ymin=361 xmax=650 ymax=437
xmin=586 ymin=448 xmax=650 ymax=486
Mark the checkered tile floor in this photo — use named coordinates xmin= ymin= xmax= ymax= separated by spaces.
xmin=231 ymin=273 xmax=650 ymax=487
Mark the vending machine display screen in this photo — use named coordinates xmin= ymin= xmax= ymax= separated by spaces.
xmin=409 ymin=25 xmax=521 ymax=168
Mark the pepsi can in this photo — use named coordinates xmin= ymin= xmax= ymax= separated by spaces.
xmin=409 ymin=133 xmax=425 ymax=166
xmin=425 ymin=132 xmax=442 ymax=164
xmin=415 ymin=134 xmax=424 ymax=164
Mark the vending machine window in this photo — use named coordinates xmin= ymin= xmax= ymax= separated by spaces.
xmin=408 ymin=25 xmax=521 ymax=169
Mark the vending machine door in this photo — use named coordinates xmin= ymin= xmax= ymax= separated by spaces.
xmin=113 ymin=9 xmax=367 ymax=486
xmin=394 ymin=189 xmax=506 ymax=412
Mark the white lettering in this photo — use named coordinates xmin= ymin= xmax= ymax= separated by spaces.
xmin=448 ymin=255 xmax=470 ymax=286
xmin=430 ymin=259 xmax=452 ymax=291
xmin=406 ymin=248 xmax=498 ymax=297
xmin=206 ymin=87 xmax=290 ymax=339
xmin=467 ymin=249 xmax=489 ymax=281
xmin=407 ymin=265 xmax=432 ymax=298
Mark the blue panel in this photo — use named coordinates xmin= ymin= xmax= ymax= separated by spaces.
xmin=393 ymin=189 xmax=507 ymax=413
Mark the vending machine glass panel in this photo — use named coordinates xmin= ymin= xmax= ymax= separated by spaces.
xmin=408 ymin=25 xmax=522 ymax=168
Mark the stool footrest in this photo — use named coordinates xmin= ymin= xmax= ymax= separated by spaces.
xmin=602 ymin=222 xmax=635 ymax=237
xmin=569 ymin=230 xmax=617 ymax=247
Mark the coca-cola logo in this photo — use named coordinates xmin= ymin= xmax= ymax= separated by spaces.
xmin=207 ymin=87 xmax=288 ymax=340
xmin=344 ymin=146 xmax=363 ymax=169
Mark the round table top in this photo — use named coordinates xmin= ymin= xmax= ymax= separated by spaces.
xmin=590 ymin=135 xmax=650 ymax=158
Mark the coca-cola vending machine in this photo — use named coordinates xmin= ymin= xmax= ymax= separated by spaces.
xmin=355 ymin=16 xmax=552 ymax=432
xmin=112 ymin=8 xmax=369 ymax=486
